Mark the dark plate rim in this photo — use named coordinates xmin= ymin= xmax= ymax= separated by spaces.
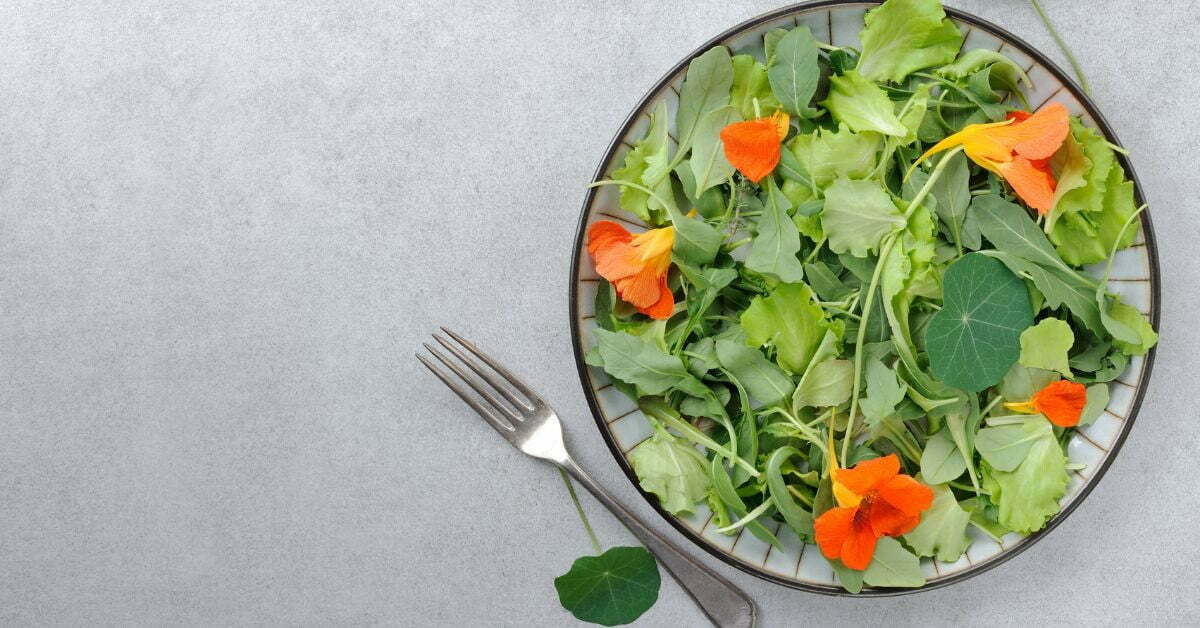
xmin=567 ymin=0 xmax=1160 ymax=597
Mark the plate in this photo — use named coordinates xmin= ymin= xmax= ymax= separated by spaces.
xmin=569 ymin=0 xmax=1159 ymax=595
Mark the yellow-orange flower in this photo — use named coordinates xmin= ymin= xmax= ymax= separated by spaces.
xmin=814 ymin=436 xmax=933 ymax=570
xmin=1004 ymin=379 xmax=1087 ymax=427
xmin=914 ymin=102 xmax=1069 ymax=214
xmin=586 ymin=221 xmax=675 ymax=319
xmin=720 ymin=110 xmax=790 ymax=183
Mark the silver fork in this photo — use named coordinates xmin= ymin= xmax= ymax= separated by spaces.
xmin=417 ymin=328 xmax=755 ymax=628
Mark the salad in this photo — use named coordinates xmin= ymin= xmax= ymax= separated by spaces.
xmin=583 ymin=0 xmax=1157 ymax=591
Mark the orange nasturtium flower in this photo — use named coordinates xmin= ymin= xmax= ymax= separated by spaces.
xmin=914 ymin=102 xmax=1069 ymax=214
xmin=586 ymin=221 xmax=675 ymax=319
xmin=813 ymin=442 xmax=934 ymax=570
xmin=1003 ymin=380 xmax=1088 ymax=427
xmin=720 ymin=110 xmax=790 ymax=183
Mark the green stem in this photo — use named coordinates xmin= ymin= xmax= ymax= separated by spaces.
xmin=1030 ymin=0 xmax=1092 ymax=95
xmin=558 ymin=468 xmax=602 ymax=555
xmin=842 ymin=147 xmax=964 ymax=462
xmin=588 ymin=179 xmax=673 ymax=219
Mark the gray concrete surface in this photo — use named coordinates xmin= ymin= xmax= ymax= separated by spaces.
xmin=1 ymin=1 xmax=1197 ymax=625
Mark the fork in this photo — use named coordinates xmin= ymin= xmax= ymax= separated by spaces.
xmin=417 ymin=328 xmax=756 ymax=628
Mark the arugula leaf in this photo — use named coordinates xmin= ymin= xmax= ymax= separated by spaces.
xmin=792 ymin=359 xmax=854 ymax=408
xmin=767 ymin=25 xmax=820 ymax=117
xmin=862 ymin=537 xmax=925 ymax=587
xmin=730 ymin=54 xmax=779 ymax=121
xmin=929 ymin=151 xmax=970 ymax=249
xmin=920 ymin=428 xmax=966 ymax=484
xmin=936 ymin=48 xmax=1030 ymax=85
xmin=688 ymin=106 xmax=740 ymax=198
xmin=860 ymin=358 xmax=907 ymax=423
xmin=822 ymin=71 xmax=909 ymax=136
xmin=594 ymin=329 xmax=708 ymax=397
xmin=1018 ymin=318 xmax=1074 ymax=378
xmin=925 ymin=253 xmax=1034 ymax=392
xmin=980 ymin=417 xmax=1068 ymax=534
xmin=745 ymin=180 xmax=806 ymax=282
xmin=821 ymin=177 xmax=906 ymax=257
xmin=714 ymin=339 xmax=795 ymax=406
xmin=904 ymin=483 xmax=970 ymax=563
xmin=784 ymin=124 xmax=881 ymax=189
xmin=765 ymin=447 xmax=815 ymax=540
xmin=741 ymin=282 xmax=829 ymax=374
xmin=666 ymin=203 xmax=723 ymax=266
xmin=1106 ymin=298 xmax=1158 ymax=356
xmin=629 ymin=428 xmax=711 ymax=515
xmin=856 ymin=0 xmax=963 ymax=83
xmin=804 ymin=261 xmax=852 ymax=301
xmin=983 ymin=250 xmax=1102 ymax=334
xmin=677 ymin=46 xmax=734 ymax=153
xmin=555 ymin=546 xmax=660 ymax=626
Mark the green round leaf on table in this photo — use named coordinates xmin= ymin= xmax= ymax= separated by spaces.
xmin=555 ymin=546 xmax=661 ymax=626
xmin=925 ymin=253 xmax=1034 ymax=392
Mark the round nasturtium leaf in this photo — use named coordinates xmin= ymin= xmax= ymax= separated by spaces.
xmin=925 ymin=253 xmax=1033 ymax=392
xmin=554 ymin=546 xmax=660 ymax=626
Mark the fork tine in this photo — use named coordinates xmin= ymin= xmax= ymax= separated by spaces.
xmin=432 ymin=334 xmax=533 ymax=412
xmin=422 ymin=343 xmax=525 ymax=425
xmin=416 ymin=352 xmax=515 ymax=435
xmin=439 ymin=327 xmax=541 ymax=404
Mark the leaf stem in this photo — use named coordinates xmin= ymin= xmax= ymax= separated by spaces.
xmin=1029 ymin=0 xmax=1092 ymax=95
xmin=558 ymin=468 xmax=603 ymax=555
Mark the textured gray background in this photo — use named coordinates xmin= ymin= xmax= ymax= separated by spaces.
xmin=1 ymin=1 xmax=1196 ymax=625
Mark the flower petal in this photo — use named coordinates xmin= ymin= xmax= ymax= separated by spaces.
xmin=614 ymin=266 xmax=666 ymax=309
xmin=997 ymin=156 xmax=1057 ymax=214
xmin=1032 ymin=380 xmax=1088 ymax=427
xmin=990 ymin=102 xmax=1069 ymax=160
xmin=814 ymin=506 xmax=856 ymax=561
xmin=867 ymin=499 xmax=921 ymax=537
xmin=876 ymin=474 xmax=935 ymax=517
xmin=833 ymin=454 xmax=900 ymax=496
xmin=586 ymin=221 xmax=632 ymax=257
xmin=636 ymin=275 xmax=674 ymax=320
xmin=720 ymin=118 xmax=783 ymax=183
xmin=839 ymin=521 xmax=879 ymax=571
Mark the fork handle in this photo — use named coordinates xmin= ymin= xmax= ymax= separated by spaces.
xmin=559 ymin=457 xmax=756 ymax=628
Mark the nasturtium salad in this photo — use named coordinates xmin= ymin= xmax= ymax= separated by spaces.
xmin=583 ymin=0 xmax=1157 ymax=591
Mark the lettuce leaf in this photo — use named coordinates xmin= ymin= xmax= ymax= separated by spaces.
xmin=629 ymin=429 xmax=711 ymax=515
xmin=1048 ymin=120 xmax=1139 ymax=265
xmin=821 ymin=71 xmax=908 ymax=136
xmin=784 ymin=124 xmax=881 ymax=189
xmin=980 ymin=418 xmax=1068 ymax=534
xmin=856 ymin=0 xmax=963 ymax=83
xmin=741 ymin=282 xmax=830 ymax=374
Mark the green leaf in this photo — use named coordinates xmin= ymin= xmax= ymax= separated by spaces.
xmin=741 ymin=282 xmax=829 ymax=374
xmin=856 ymin=0 xmax=963 ymax=83
xmin=999 ymin=363 xmax=1060 ymax=402
xmin=767 ymin=25 xmax=820 ymax=117
xmin=1079 ymin=383 xmax=1109 ymax=426
xmin=860 ymin=358 xmax=907 ymax=423
xmin=745 ymin=180 xmax=806 ymax=283
xmin=920 ymin=428 xmax=966 ymax=484
xmin=765 ymin=447 xmax=815 ymax=540
xmin=822 ymin=70 xmax=908 ymax=136
xmin=897 ymin=83 xmax=932 ymax=146
xmin=925 ymin=253 xmax=1034 ymax=392
xmin=730 ymin=54 xmax=779 ymax=121
xmin=792 ymin=359 xmax=854 ymax=408
xmin=821 ymin=177 xmax=905 ymax=257
xmin=714 ymin=339 xmax=794 ymax=406
xmin=976 ymin=421 xmax=1043 ymax=472
xmin=611 ymin=101 xmax=676 ymax=223
xmin=784 ymin=124 xmax=881 ymax=189
xmin=677 ymin=46 xmax=734 ymax=153
xmin=929 ymin=151 xmax=970 ymax=249
xmin=982 ymin=250 xmax=1103 ymax=335
xmin=688 ymin=106 xmax=740 ymax=198
xmin=936 ymin=48 xmax=1030 ymax=85
xmin=1106 ymin=298 xmax=1158 ymax=356
xmin=832 ymin=560 xmax=865 ymax=594
xmin=763 ymin=28 xmax=788 ymax=63
xmin=1045 ymin=126 xmax=1089 ymax=232
xmin=980 ymin=417 xmax=1068 ymax=534
xmin=804 ymin=261 xmax=852 ymax=301
xmin=555 ymin=546 xmax=661 ymax=626
xmin=862 ymin=537 xmax=925 ymax=588
xmin=904 ymin=483 xmax=970 ymax=562
xmin=594 ymin=329 xmax=708 ymax=397
xmin=1018 ymin=318 xmax=1074 ymax=377
xmin=629 ymin=429 xmax=711 ymax=515
xmin=667 ymin=203 xmax=723 ymax=266
xmin=973 ymin=194 xmax=1078 ymax=277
